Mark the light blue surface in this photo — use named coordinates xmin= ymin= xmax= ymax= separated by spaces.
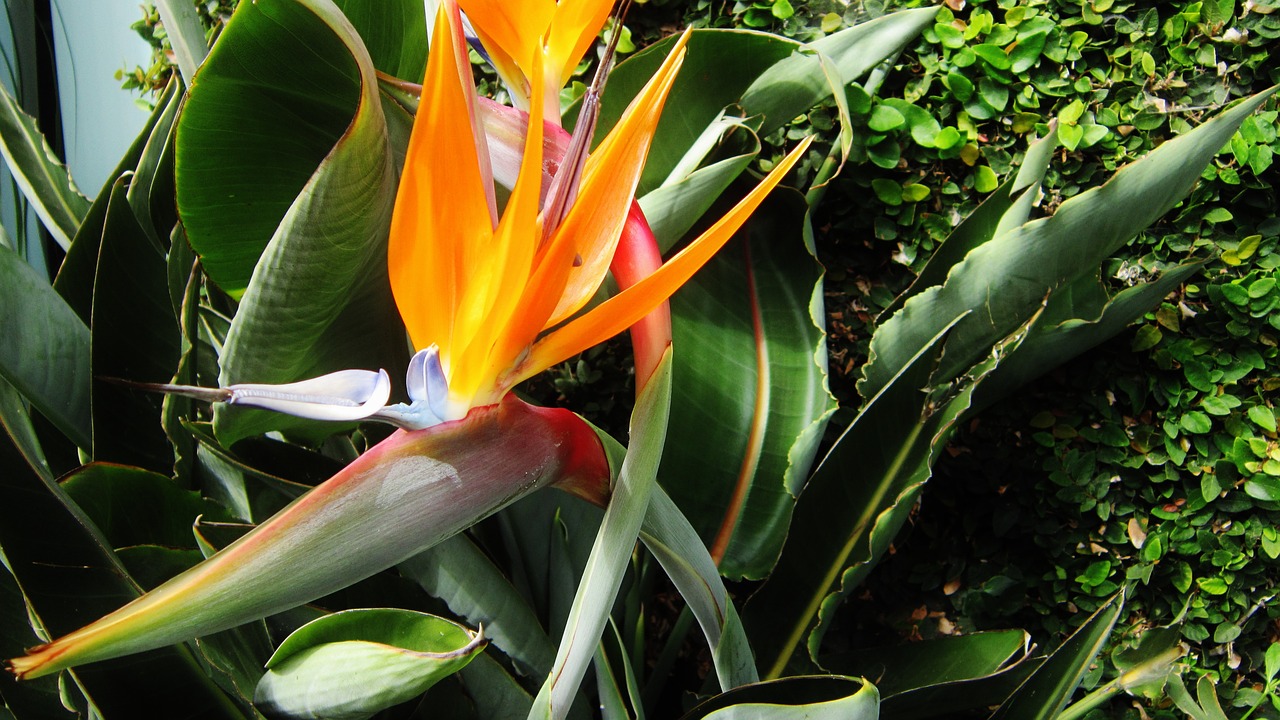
xmin=51 ymin=0 xmax=152 ymax=197
xmin=1 ymin=2 xmax=151 ymax=262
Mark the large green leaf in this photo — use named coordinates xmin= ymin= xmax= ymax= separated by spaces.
xmin=971 ymin=260 xmax=1204 ymax=413
xmin=860 ymin=87 xmax=1277 ymax=401
xmin=0 ymin=83 xmax=89 ymax=250
xmin=660 ymin=190 xmax=834 ymax=579
xmin=176 ymin=0 xmax=360 ymax=296
xmin=254 ymin=609 xmax=484 ymax=719
xmin=823 ymin=630 xmax=1040 ymax=720
xmin=880 ymin=127 xmax=1058 ymax=320
xmin=184 ymin=0 xmax=407 ymax=444
xmin=60 ymin=464 xmax=230 ymax=550
xmin=333 ymin=0 xmax=428 ymax=82
xmin=529 ymin=352 xmax=673 ymax=720
xmin=0 ymin=244 xmax=90 ymax=449
xmin=90 ymin=176 xmax=180 ymax=472
xmin=0 ymin=441 xmax=242 ymax=716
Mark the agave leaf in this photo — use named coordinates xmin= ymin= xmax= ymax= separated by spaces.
xmin=823 ymin=630 xmax=1040 ymax=720
xmin=880 ymin=127 xmax=1058 ymax=319
xmin=529 ymin=350 xmax=672 ymax=720
xmin=989 ymin=594 xmax=1124 ymax=720
xmin=192 ymin=0 xmax=408 ymax=444
xmin=254 ymin=609 xmax=484 ymax=719
xmin=0 ymin=244 xmax=90 ymax=450
xmin=970 ymin=260 xmax=1204 ymax=413
xmin=860 ymin=87 xmax=1277 ymax=401
xmin=745 ymin=312 xmax=1008 ymax=679
xmin=0 ymin=84 xmax=89 ymax=250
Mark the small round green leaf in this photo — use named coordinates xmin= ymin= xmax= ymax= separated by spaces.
xmin=867 ymin=105 xmax=906 ymax=132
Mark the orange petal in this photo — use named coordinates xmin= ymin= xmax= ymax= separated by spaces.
xmin=546 ymin=0 xmax=617 ymax=88
xmin=531 ymin=30 xmax=691 ymax=331
xmin=389 ymin=2 xmax=493 ymax=353
xmin=451 ymin=55 xmax=548 ymax=407
xmin=515 ymin=137 xmax=813 ymax=383
xmin=457 ymin=0 xmax=555 ymax=77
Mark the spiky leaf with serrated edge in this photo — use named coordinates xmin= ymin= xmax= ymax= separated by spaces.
xmin=989 ymin=594 xmax=1123 ymax=720
xmin=860 ymin=88 xmax=1277 ymax=401
xmin=660 ymin=190 xmax=834 ymax=580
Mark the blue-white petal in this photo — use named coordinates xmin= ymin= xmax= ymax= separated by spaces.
xmin=225 ymin=369 xmax=392 ymax=422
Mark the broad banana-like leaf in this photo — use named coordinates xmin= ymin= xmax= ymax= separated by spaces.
xmin=0 ymin=440 xmax=244 ymax=717
xmin=254 ymin=609 xmax=484 ymax=719
xmin=660 ymin=191 xmax=834 ymax=579
xmin=0 ymin=84 xmax=89 ymax=250
xmin=860 ymin=87 xmax=1277 ymax=401
xmin=333 ymin=0 xmax=428 ymax=81
xmin=528 ymin=351 xmax=672 ymax=720
xmin=740 ymin=7 xmax=938 ymax=139
xmin=0 ymin=244 xmax=90 ymax=450
xmin=90 ymin=176 xmax=179 ymax=472
xmin=989 ymin=594 xmax=1123 ymax=720
xmin=187 ymin=0 xmax=408 ymax=445
xmin=590 ymin=8 xmax=938 ymax=196
xmin=7 ymin=398 xmax=607 ymax=681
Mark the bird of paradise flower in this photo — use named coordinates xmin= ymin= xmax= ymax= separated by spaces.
xmin=7 ymin=0 xmax=809 ymax=680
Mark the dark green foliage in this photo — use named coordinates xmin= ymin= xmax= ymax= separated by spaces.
xmin=622 ymin=0 xmax=1280 ymax=715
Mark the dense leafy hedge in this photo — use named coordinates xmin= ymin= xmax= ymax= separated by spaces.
xmin=624 ymin=0 xmax=1280 ymax=714
xmin=721 ymin=0 xmax=1280 ymax=715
